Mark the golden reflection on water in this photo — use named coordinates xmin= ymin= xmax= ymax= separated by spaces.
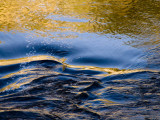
xmin=0 ymin=69 xmax=59 ymax=92
xmin=0 ymin=0 xmax=160 ymax=95
xmin=0 ymin=0 xmax=159 ymax=67
xmin=0 ymin=55 xmax=159 ymax=92
xmin=0 ymin=0 xmax=159 ymax=38
xmin=0 ymin=55 xmax=66 ymax=66
xmin=84 ymin=99 xmax=118 ymax=106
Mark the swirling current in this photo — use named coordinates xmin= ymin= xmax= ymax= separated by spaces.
xmin=0 ymin=0 xmax=160 ymax=120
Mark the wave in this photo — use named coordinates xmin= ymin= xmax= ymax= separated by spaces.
xmin=0 ymin=55 xmax=160 ymax=119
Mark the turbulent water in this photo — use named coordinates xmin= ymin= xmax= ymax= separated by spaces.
xmin=0 ymin=0 xmax=160 ymax=119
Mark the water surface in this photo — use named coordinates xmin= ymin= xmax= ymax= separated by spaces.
xmin=0 ymin=0 xmax=160 ymax=119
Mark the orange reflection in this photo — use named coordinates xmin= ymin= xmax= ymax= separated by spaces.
xmin=0 ymin=55 xmax=66 ymax=66
xmin=0 ymin=55 xmax=159 ymax=92
xmin=0 ymin=67 xmax=60 ymax=92
xmin=0 ymin=0 xmax=159 ymax=37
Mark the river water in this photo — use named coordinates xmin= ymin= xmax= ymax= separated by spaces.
xmin=0 ymin=0 xmax=160 ymax=119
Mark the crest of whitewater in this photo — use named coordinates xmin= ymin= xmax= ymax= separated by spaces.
xmin=0 ymin=0 xmax=160 ymax=119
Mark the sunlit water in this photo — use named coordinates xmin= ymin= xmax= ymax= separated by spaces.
xmin=0 ymin=0 xmax=160 ymax=119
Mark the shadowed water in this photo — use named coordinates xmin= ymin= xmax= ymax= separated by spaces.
xmin=0 ymin=0 xmax=160 ymax=119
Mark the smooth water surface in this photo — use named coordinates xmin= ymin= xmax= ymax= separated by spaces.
xmin=0 ymin=0 xmax=160 ymax=119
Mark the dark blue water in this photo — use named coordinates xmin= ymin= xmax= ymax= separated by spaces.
xmin=0 ymin=0 xmax=160 ymax=119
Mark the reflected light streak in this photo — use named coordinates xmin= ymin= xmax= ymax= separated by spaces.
xmin=0 ymin=55 xmax=159 ymax=92
xmin=0 ymin=55 xmax=66 ymax=66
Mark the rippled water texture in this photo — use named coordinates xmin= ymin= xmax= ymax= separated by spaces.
xmin=0 ymin=0 xmax=160 ymax=119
